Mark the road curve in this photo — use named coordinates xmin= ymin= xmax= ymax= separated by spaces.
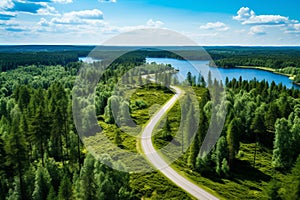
xmin=141 ymin=86 xmax=219 ymax=200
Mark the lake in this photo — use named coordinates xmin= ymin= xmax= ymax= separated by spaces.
xmin=146 ymin=58 xmax=300 ymax=90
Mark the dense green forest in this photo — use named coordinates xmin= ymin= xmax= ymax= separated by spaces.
xmin=0 ymin=50 xmax=180 ymax=199
xmin=2 ymin=45 xmax=300 ymax=73
xmin=153 ymin=74 xmax=300 ymax=199
xmin=0 ymin=46 xmax=300 ymax=199
xmin=210 ymin=47 xmax=300 ymax=68
xmin=0 ymin=52 xmax=80 ymax=72
xmin=0 ymin=53 xmax=144 ymax=199
xmin=209 ymin=46 xmax=300 ymax=84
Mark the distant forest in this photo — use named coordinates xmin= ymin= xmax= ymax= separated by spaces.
xmin=1 ymin=46 xmax=300 ymax=72
xmin=0 ymin=46 xmax=300 ymax=199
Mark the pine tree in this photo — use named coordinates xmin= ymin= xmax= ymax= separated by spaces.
xmin=200 ymin=76 xmax=206 ymax=87
xmin=196 ymin=152 xmax=212 ymax=174
xmin=48 ymin=83 xmax=69 ymax=162
xmin=14 ymin=85 xmax=31 ymax=112
xmin=251 ymin=107 xmax=267 ymax=166
xmin=291 ymin=117 xmax=300 ymax=159
xmin=0 ymin=98 xmax=8 ymax=118
xmin=58 ymin=175 xmax=72 ymax=200
xmin=214 ymin=136 xmax=228 ymax=175
xmin=186 ymin=72 xmax=192 ymax=86
xmin=287 ymin=156 xmax=300 ymax=199
xmin=77 ymin=154 xmax=96 ymax=200
xmin=272 ymin=118 xmax=293 ymax=169
xmin=265 ymin=102 xmax=280 ymax=132
xmin=32 ymin=165 xmax=52 ymax=200
xmin=6 ymin=177 xmax=21 ymax=200
xmin=45 ymin=157 xmax=62 ymax=193
xmin=46 ymin=186 xmax=56 ymax=200
xmin=5 ymin=106 xmax=28 ymax=199
xmin=188 ymin=133 xmax=199 ymax=169
xmin=29 ymin=106 xmax=49 ymax=166
xmin=227 ymin=118 xmax=241 ymax=165
xmin=221 ymin=158 xmax=230 ymax=176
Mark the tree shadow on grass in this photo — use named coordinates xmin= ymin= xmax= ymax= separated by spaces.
xmin=230 ymin=159 xmax=271 ymax=183
xmin=200 ymin=171 xmax=226 ymax=184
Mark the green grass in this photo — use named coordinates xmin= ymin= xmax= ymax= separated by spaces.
xmin=236 ymin=65 xmax=294 ymax=79
xmin=129 ymin=84 xmax=173 ymax=125
xmin=151 ymin=87 xmax=291 ymax=199
xmin=130 ymin=171 xmax=195 ymax=200
xmin=167 ymin=144 xmax=273 ymax=199
xmin=86 ymin=84 xmax=194 ymax=199
xmin=153 ymin=87 xmax=206 ymax=158
xmin=87 ymin=84 xmax=288 ymax=199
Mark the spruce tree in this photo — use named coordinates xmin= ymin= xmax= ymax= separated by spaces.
xmin=58 ymin=175 xmax=72 ymax=200
xmin=214 ymin=136 xmax=228 ymax=175
xmin=32 ymin=165 xmax=52 ymax=200
xmin=272 ymin=118 xmax=293 ymax=169
xmin=227 ymin=117 xmax=241 ymax=165
xmin=5 ymin=106 xmax=28 ymax=199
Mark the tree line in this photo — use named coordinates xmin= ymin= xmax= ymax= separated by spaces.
xmin=0 ymin=54 xmax=143 ymax=199
xmin=157 ymin=72 xmax=300 ymax=198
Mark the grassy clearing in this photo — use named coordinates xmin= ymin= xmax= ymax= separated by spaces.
xmin=236 ymin=65 xmax=294 ymax=79
xmin=89 ymin=84 xmax=287 ymax=199
xmin=127 ymin=85 xmax=194 ymax=199
xmin=151 ymin=86 xmax=291 ymax=199
xmin=87 ymin=84 xmax=194 ymax=199
xmin=153 ymin=87 xmax=206 ymax=151
xmin=168 ymin=143 xmax=274 ymax=199
xmin=129 ymin=84 xmax=173 ymax=125
xmin=130 ymin=171 xmax=195 ymax=200
xmin=237 ymin=65 xmax=276 ymax=73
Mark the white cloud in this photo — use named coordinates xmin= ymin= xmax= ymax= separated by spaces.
xmin=146 ymin=19 xmax=164 ymax=28
xmin=199 ymin=22 xmax=229 ymax=31
xmin=233 ymin=7 xmax=300 ymax=35
xmin=233 ymin=7 xmax=253 ymax=21
xmin=0 ymin=19 xmax=17 ymax=26
xmin=0 ymin=11 xmax=16 ymax=20
xmin=249 ymin=26 xmax=266 ymax=35
xmin=38 ymin=17 xmax=49 ymax=26
xmin=50 ymin=9 xmax=103 ymax=25
xmin=52 ymin=0 xmax=73 ymax=4
xmin=65 ymin=9 xmax=103 ymax=20
xmin=245 ymin=15 xmax=289 ymax=26
xmin=233 ymin=7 xmax=290 ymax=26
xmin=0 ymin=0 xmax=14 ymax=10
xmin=285 ymin=23 xmax=300 ymax=34
xmin=0 ymin=1 xmax=58 ymax=16
xmin=112 ymin=19 xmax=165 ymax=32
xmin=37 ymin=3 xmax=58 ymax=16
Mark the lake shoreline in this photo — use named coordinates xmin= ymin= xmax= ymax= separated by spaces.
xmin=146 ymin=58 xmax=300 ymax=89
xmin=234 ymin=65 xmax=300 ymax=86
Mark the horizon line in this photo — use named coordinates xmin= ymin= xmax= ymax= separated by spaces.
xmin=1 ymin=44 xmax=300 ymax=47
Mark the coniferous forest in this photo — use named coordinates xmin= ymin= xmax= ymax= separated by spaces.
xmin=0 ymin=46 xmax=300 ymax=199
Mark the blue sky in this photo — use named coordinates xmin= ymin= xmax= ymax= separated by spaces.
xmin=1 ymin=0 xmax=300 ymax=45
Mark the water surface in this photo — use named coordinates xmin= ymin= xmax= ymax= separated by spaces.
xmin=146 ymin=58 xmax=300 ymax=90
